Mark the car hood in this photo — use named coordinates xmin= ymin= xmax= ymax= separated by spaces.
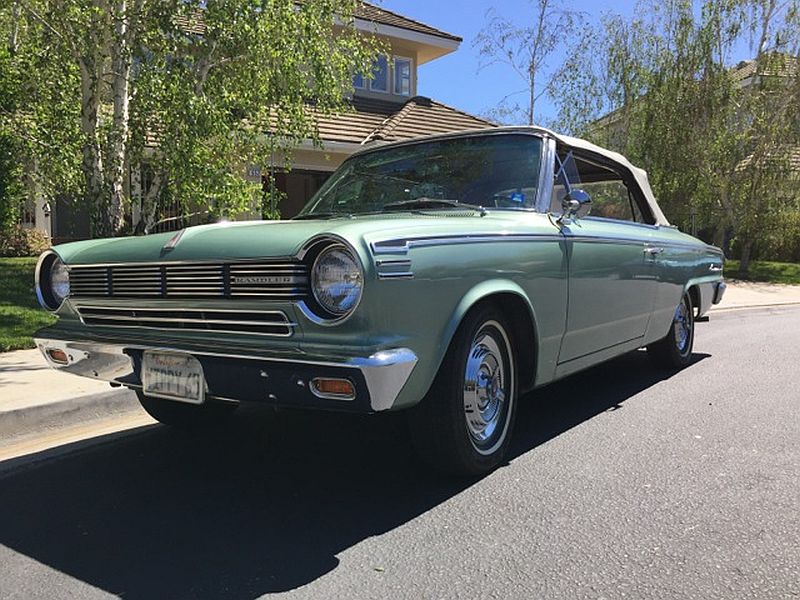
xmin=53 ymin=212 xmax=540 ymax=265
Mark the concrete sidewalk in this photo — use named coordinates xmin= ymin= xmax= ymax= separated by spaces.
xmin=0 ymin=347 xmax=142 ymax=443
xmin=710 ymin=280 xmax=800 ymax=311
xmin=1 ymin=280 xmax=799 ymax=447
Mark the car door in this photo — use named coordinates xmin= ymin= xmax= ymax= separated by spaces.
xmin=552 ymin=152 xmax=658 ymax=367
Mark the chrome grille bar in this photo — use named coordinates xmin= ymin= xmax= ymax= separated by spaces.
xmin=76 ymin=306 xmax=295 ymax=337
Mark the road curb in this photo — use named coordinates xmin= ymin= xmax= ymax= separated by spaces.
xmin=0 ymin=389 xmax=142 ymax=443
xmin=710 ymin=300 xmax=800 ymax=313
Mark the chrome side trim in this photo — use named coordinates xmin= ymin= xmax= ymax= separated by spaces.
xmin=34 ymin=338 xmax=418 ymax=412
xmin=375 ymin=258 xmax=414 ymax=279
xmin=371 ymin=233 xmax=565 ymax=255
xmin=567 ymin=235 xmax=647 ymax=247
xmin=378 ymin=271 xmax=414 ymax=279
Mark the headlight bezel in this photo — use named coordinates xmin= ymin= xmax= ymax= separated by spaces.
xmin=305 ymin=240 xmax=364 ymax=323
xmin=35 ymin=250 xmax=70 ymax=312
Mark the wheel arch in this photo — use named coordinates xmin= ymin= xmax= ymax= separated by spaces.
xmin=441 ymin=280 xmax=539 ymax=393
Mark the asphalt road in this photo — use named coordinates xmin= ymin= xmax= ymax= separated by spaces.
xmin=0 ymin=306 xmax=798 ymax=599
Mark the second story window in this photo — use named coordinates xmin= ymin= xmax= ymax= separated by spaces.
xmin=369 ymin=56 xmax=389 ymax=93
xmin=394 ymin=57 xmax=412 ymax=96
xmin=353 ymin=73 xmax=366 ymax=89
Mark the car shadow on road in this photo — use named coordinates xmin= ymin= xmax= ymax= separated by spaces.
xmin=0 ymin=350 xmax=708 ymax=598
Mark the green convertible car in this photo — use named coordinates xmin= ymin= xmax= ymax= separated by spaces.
xmin=34 ymin=127 xmax=726 ymax=475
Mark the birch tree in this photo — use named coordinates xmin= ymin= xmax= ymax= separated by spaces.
xmin=1 ymin=0 xmax=380 ymax=236
xmin=474 ymin=0 xmax=585 ymax=125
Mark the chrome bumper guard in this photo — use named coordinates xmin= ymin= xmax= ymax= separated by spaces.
xmin=34 ymin=338 xmax=418 ymax=412
xmin=712 ymin=281 xmax=727 ymax=305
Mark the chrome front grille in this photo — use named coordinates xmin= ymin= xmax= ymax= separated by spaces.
xmin=69 ymin=261 xmax=309 ymax=300
xmin=76 ymin=306 xmax=294 ymax=336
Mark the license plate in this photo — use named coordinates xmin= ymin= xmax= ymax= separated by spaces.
xmin=142 ymin=351 xmax=205 ymax=404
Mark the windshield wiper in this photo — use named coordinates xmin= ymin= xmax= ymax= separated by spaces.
xmin=292 ymin=212 xmax=349 ymax=220
xmin=381 ymin=198 xmax=481 ymax=212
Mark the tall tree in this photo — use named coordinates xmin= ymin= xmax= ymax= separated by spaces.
xmin=1 ymin=0 xmax=380 ymax=236
xmin=474 ymin=0 xmax=585 ymax=125
xmin=552 ymin=0 xmax=800 ymax=269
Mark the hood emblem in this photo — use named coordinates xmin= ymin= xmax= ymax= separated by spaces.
xmin=162 ymin=229 xmax=185 ymax=252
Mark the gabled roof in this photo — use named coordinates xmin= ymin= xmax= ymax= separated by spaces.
xmin=312 ymin=96 xmax=495 ymax=145
xmin=355 ymin=2 xmax=462 ymax=42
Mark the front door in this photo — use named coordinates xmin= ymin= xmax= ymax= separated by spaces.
xmin=549 ymin=151 xmax=658 ymax=367
xmin=559 ymin=217 xmax=656 ymax=363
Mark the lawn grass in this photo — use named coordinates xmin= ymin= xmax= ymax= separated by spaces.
xmin=0 ymin=257 xmax=56 ymax=352
xmin=725 ymin=260 xmax=800 ymax=285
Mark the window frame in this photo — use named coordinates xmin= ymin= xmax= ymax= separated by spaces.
xmin=393 ymin=56 xmax=413 ymax=96
xmin=552 ymin=146 xmax=657 ymax=225
xmin=368 ymin=55 xmax=390 ymax=94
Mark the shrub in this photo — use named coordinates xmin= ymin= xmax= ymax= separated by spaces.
xmin=0 ymin=224 xmax=51 ymax=257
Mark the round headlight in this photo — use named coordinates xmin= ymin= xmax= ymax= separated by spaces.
xmin=50 ymin=258 xmax=70 ymax=304
xmin=311 ymin=245 xmax=363 ymax=317
xmin=35 ymin=252 xmax=69 ymax=311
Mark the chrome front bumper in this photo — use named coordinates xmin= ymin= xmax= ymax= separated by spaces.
xmin=34 ymin=337 xmax=418 ymax=412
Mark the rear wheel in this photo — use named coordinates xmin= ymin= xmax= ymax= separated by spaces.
xmin=647 ymin=291 xmax=694 ymax=369
xmin=409 ymin=305 xmax=518 ymax=476
xmin=136 ymin=391 xmax=237 ymax=428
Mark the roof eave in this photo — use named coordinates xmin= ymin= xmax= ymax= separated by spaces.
xmin=353 ymin=19 xmax=460 ymax=64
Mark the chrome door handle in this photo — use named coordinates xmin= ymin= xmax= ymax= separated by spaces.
xmin=644 ymin=246 xmax=664 ymax=256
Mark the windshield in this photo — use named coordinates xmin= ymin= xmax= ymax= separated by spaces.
xmin=298 ymin=134 xmax=543 ymax=217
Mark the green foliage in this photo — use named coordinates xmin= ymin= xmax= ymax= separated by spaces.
xmin=130 ymin=0 xmax=381 ymax=224
xmin=725 ymin=259 xmax=800 ymax=284
xmin=551 ymin=0 xmax=800 ymax=267
xmin=0 ymin=0 xmax=382 ymax=235
xmin=0 ymin=257 xmax=56 ymax=352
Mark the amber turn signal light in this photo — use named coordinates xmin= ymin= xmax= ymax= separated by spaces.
xmin=310 ymin=377 xmax=356 ymax=400
xmin=47 ymin=348 xmax=69 ymax=365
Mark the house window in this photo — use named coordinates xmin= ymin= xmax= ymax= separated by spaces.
xmin=369 ymin=55 xmax=389 ymax=93
xmin=353 ymin=73 xmax=365 ymax=89
xmin=394 ymin=57 xmax=412 ymax=96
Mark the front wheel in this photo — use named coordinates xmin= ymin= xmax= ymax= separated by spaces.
xmin=647 ymin=291 xmax=695 ymax=369
xmin=136 ymin=391 xmax=237 ymax=428
xmin=409 ymin=305 xmax=518 ymax=476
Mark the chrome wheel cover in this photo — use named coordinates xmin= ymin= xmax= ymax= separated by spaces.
xmin=463 ymin=320 xmax=514 ymax=455
xmin=673 ymin=298 xmax=693 ymax=355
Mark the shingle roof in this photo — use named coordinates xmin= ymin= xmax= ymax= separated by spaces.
xmin=312 ymin=96 xmax=496 ymax=145
xmin=737 ymin=146 xmax=800 ymax=174
xmin=174 ymin=3 xmax=461 ymax=42
xmin=355 ymin=2 xmax=461 ymax=42
xmin=731 ymin=52 xmax=800 ymax=82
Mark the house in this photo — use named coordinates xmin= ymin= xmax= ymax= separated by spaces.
xmin=23 ymin=3 xmax=494 ymax=242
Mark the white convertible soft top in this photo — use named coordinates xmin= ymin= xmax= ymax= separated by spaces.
xmin=352 ymin=125 xmax=671 ymax=226
xmin=527 ymin=126 xmax=670 ymax=226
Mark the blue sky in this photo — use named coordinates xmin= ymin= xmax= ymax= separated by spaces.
xmin=379 ymin=0 xmax=755 ymax=125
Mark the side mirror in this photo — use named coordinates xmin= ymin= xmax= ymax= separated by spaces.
xmin=559 ymin=189 xmax=592 ymax=223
